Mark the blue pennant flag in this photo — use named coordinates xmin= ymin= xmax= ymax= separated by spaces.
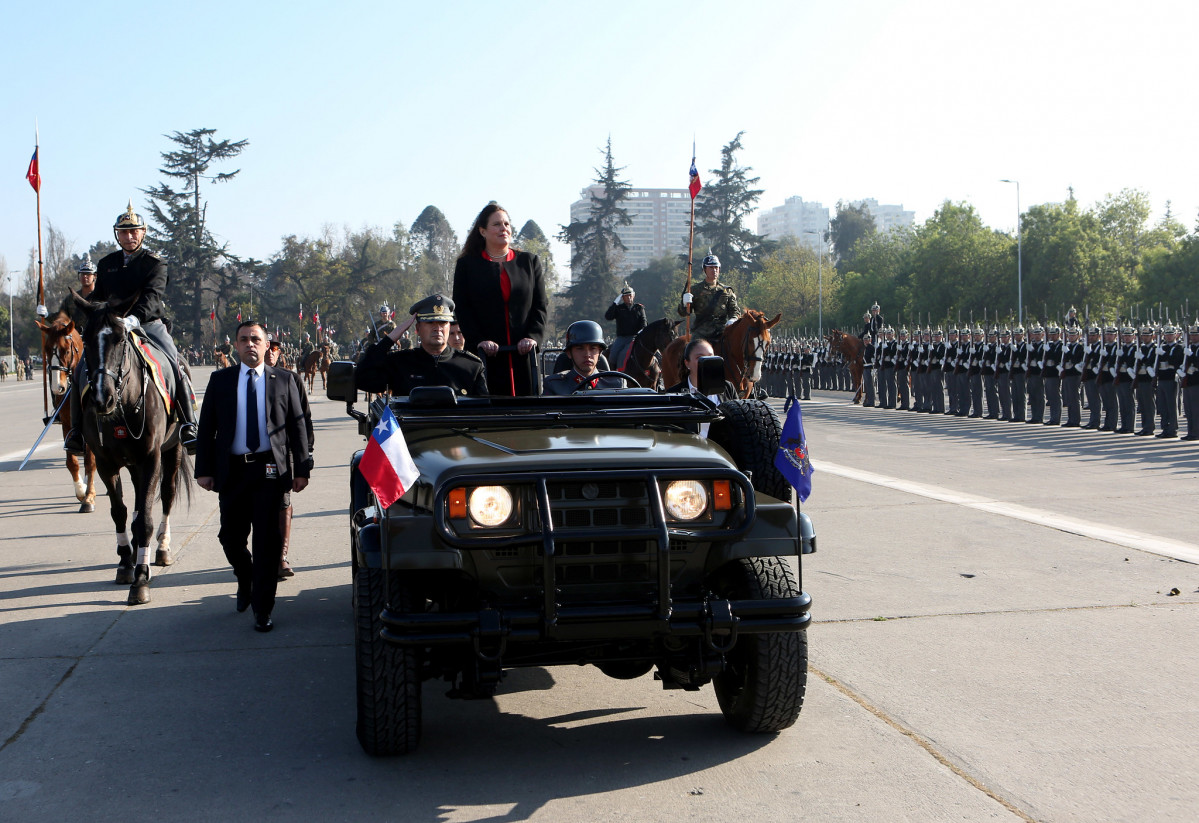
xmin=774 ymin=396 xmax=813 ymax=502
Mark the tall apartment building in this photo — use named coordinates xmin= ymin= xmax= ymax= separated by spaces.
xmin=756 ymin=196 xmax=831 ymax=253
xmin=848 ymin=198 xmax=916 ymax=234
xmin=568 ymin=185 xmax=694 ymax=277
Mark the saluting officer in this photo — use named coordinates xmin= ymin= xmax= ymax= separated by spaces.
xmin=678 ymin=255 xmax=740 ymax=343
xmin=65 ymin=201 xmax=198 ymax=455
xmin=355 ymin=294 xmax=487 ymax=397
xmin=605 ymin=283 xmax=647 ymax=371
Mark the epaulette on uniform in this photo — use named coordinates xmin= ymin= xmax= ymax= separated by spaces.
xmin=457 ymin=349 xmax=483 ymax=364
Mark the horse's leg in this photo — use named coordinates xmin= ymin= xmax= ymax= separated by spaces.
xmin=155 ymin=446 xmax=181 ymax=567
xmin=99 ymin=465 xmax=134 ymax=584
xmin=127 ymin=456 xmax=161 ymax=606
xmin=83 ymin=447 xmax=97 ymax=512
xmin=66 ymin=452 xmax=86 ymax=501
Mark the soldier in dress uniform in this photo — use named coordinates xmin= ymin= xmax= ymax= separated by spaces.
xmin=861 ymin=333 xmax=877 ymax=407
xmin=355 ymin=294 xmax=487 ymax=397
xmin=944 ymin=327 xmax=960 ymax=414
xmin=996 ymin=328 xmax=1013 ymax=421
xmin=65 ymin=201 xmax=198 ymax=455
xmin=56 ymin=254 xmax=98 ymax=323
xmin=1182 ymin=320 xmax=1199 ymax=440
xmin=896 ymin=327 xmax=912 ymax=411
xmin=1042 ymin=324 xmax=1064 ymax=425
xmin=867 ymin=302 xmax=885 ymax=339
xmin=678 ymin=255 xmax=740 ymax=343
xmin=930 ymin=327 xmax=947 ymax=414
xmin=981 ymin=327 xmax=999 ymax=418
xmin=1081 ymin=324 xmax=1104 ymax=429
xmin=1009 ymin=326 xmax=1027 ymax=423
xmin=605 ymin=282 xmax=647 ymax=371
xmin=1115 ymin=324 xmax=1138 ymax=433
xmin=966 ymin=326 xmax=984 ymax=418
xmin=799 ymin=343 xmax=815 ymax=400
xmin=1133 ymin=324 xmax=1157 ymax=436
xmin=879 ymin=327 xmax=897 ymax=409
xmin=1026 ymin=323 xmax=1046 ymax=424
xmin=1153 ymin=324 xmax=1184 ymax=438
xmin=1097 ymin=324 xmax=1121 ymax=431
xmin=543 ymin=320 xmax=627 ymax=395
xmin=1060 ymin=324 xmax=1085 ymax=427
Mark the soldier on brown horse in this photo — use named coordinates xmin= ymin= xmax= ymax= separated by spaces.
xmin=661 ymin=309 xmax=781 ymax=398
xmin=36 ymin=310 xmax=97 ymax=512
xmin=827 ymin=328 xmax=866 ymax=403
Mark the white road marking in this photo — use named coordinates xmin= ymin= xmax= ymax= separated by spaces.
xmin=1 ymin=443 xmax=60 ymax=464
xmin=813 ymin=459 xmax=1199 ymax=565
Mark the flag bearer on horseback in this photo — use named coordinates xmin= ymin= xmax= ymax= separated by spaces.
xmin=65 ymin=202 xmax=198 ymax=455
xmin=678 ymin=254 xmax=740 ymax=342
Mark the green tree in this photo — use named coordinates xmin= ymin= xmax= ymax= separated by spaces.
xmin=409 ymin=205 xmax=458 ymax=293
xmin=1020 ymin=196 xmax=1115 ymax=321
xmin=829 ymin=201 xmax=876 ymax=274
xmin=517 ymin=220 xmax=548 ymax=246
xmin=745 ymin=237 xmax=841 ymax=332
xmin=144 ymin=128 xmax=249 ymax=344
xmin=626 ymin=255 xmax=685 ymax=323
xmin=1138 ymin=234 xmax=1199 ymax=322
xmin=695 ymin=131 xmax=770 ymax=278
xmin=557 ymin=138 xmax=631 ymax=325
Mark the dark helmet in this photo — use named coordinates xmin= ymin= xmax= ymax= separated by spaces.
xmin=702 ymin=254 xmax=720 ymax=269
xmin=564 ymin=320 xmax=606 ymax=351
xmin=113 ymin=199 xmax=146 ymax=231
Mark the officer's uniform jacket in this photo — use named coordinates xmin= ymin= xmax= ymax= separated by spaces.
xmin=604 ymin=302 xmax=647 ymax=337
xmin=1155 ymin=341 xmax=1184 ymax=381
xmin=1134 ymin=342 xmax=1157 ymax=382
xmin=678 ymin=282 xmax=740 ymax=340
xmin=543 ymin=368 xmax=626 ymax=396
xmin=1043 ymin=339 xmax=1063 ymax=377
xmin=92 ymin=248 xmax=168 ymax=325
xmin=355 ymin=339 xmax=487 ymax=396
xmin=1063 ymin=341 xmax=1085 ymax=376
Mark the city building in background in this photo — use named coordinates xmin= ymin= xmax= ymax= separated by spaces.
xmin=567 ymin=186 xmax=693 ymax=278
xmin=756 ymin=196 xmax=831 ymax=253
xmin=848 ymin=198 xmax=916 ymax=234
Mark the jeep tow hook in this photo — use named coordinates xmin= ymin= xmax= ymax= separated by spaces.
xmin=704 ymin=599 xmax=739 ymax=653
xmin=471 ymin=607 xmax=508 ymax=662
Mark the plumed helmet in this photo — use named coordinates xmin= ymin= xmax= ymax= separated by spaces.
xmin=1029 ymin=322 xmax=1044 ymax=333
xmin=1000 ymin=327 xmax=1012 ymax=337
xmin=620 ymin=281 xmax=634 ymax=295
xmin=564 ymin=320 xmax=606 ymax=351
xmin=1120 ymin=324 xmax=1136 ymax=336
xmin=1087 ymin=324 xmax=1101 ymax=335
xmin=1103 ymin=323 xmax=1118 ymax=335
xmin=1066 ymin=324 xmax=1081 ymax=335
xmin=1139 ymin=324 xmax=1155 ymax=335
xmin=378 ymin=304 xmax=390 ymax=315
xmin=1161 ymin=324 xmax=1178 ymax=335
xmin=871 ymin=302 xmax=880 ymax=312
xmin=78 ymin=253 xmax=97 ymax=274
xmin=113 ymin=199 xmax=146 ymax=230
xmin=1013 ymin=325 xmax=1026 ymax=334
xmin=702 ymin=254 xmax=720 ymax=268
xmin=1190 ymin=320 xmax=1199 ymax=334
xmin=1046 ymin=323 xmax=1061 ymax=334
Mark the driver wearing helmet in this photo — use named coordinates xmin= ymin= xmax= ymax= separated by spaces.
xmin=543 ymin=321 xmax=627 ymax=396
xmin=678 ymin=254 xmax=740 ymax=342
xmin=65 ymin=201 xmax=198 ymax=455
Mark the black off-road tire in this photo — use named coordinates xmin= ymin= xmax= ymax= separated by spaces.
xmin=709 ymin=399 xmax=792 ymax=503
xmin=349 ymin=450 xmax=369 ymax=578
xmin=354 ymin=567 xmax=421 ymax=755
xmin=712 ymin=557 xmax=807 ymax=733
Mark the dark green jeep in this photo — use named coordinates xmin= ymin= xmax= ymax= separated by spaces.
xmin=328 ymin=360 xmax=814 ymax=756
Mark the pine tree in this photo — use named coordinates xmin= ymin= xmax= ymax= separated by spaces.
xmin=695 ymin=131 xmax=770 ymax=278
xmin=556 ymin=138 xmax=631 ymax=324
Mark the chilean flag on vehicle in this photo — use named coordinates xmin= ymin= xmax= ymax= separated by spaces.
xmin=358 ymin=405 xmax=419 ymax=509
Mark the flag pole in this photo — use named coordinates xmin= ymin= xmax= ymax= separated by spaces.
xmin=685 ymin=139 xmax=701 ymax=338
xmin=31 ymin=124 xmax=49 ymax=415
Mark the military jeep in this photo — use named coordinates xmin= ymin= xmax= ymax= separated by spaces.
xmin=327 ymin=358 xmax=814 ymax=756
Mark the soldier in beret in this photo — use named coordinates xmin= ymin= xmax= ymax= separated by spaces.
xmin=355 ymin=294 xmax=487 ymax=397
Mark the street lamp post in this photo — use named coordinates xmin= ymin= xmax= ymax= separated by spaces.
xmin=1000 ymin=179 xmax=1022 ymax=325
xmin=6 ymin=272 xmax=17 ymax=374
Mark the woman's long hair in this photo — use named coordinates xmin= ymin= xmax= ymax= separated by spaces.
xmin=459 ymin=202 xmax=510 ymax=260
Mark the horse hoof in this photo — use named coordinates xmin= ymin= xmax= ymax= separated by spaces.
xmin=128 ymin=567 xmax=151 ymax=605
xmin=154 ymin=549 xmax=173 ymax=567
xmin=115 ymin=563 xmax=135 ymax=585
xmin=79 ymin=502 xmax=95 ymax=513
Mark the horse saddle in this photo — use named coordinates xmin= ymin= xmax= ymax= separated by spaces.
xmin=128 ymin=329 xmax=176 ymax=414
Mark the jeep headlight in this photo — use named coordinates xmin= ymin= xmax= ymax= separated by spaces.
xmin=468 ymin=486 xmax=513 ymax=527
xmin=664 ymin=480 xmax=708 ymax=520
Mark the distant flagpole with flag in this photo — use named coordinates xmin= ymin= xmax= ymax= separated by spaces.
xmin=27 ymin=123 xmax=48 ymax=415
xmin=774 ymin=396 xmax=813 ymax=502
xmin=684 ymin=140 xmax=702 ymax=337
xmin=358 ymin=405 xmax=420 ymax=509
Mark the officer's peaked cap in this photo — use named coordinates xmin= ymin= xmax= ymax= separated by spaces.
xmin=410 ymin=293 xmax=455 ymax=322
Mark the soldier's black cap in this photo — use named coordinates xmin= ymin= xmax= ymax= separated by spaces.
xmin=410 ymin=293 xmax=455 ymax=322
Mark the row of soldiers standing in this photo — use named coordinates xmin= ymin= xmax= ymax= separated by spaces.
xmin=855 ymin=319 xmax=1198 ymax=440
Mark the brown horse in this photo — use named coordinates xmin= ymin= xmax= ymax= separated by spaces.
xmin=302 ymin=344 xmax=332 ymax=392
xmin=826 ymin=328 xmax=865 ymax=403
xmin=661 ymin=309 xmax=782 ymax=398
xmin=214 ymin=349 xmax=232 ymax=369
xmin=617 ymin=317 xmax=681 ymax=389
xmin=37 ymin=312 xmax=97 ymax=513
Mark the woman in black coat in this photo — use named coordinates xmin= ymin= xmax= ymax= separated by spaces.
xmin=452 ymin=202 xmax=548 ymax=396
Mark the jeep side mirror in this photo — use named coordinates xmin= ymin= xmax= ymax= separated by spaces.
xmin=326 ymin=360 xmax=357 ymax=402
xmin=696 ymin=356 xmax=726 ymax=397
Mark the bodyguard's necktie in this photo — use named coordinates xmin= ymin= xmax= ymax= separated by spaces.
xmin=246 ymin=370 xmax=260 ymax=452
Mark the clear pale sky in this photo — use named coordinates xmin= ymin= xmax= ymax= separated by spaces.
xmin=3 ymin=0 xmax=1196 ymax=291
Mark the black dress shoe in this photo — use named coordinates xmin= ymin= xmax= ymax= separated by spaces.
xmin=1183 ymin=434 xmax=1199 ymax=441
xmin=179 ymin=422 xmax=198 ymax=456
xmin=254 ymin=614 xmax=273 ymax=633
xmin=64 ymin=428 xmax=85 ymax=457
xmin=1134 ymin=430 xmax=1153 ymax=436
xmin=1117 ymin=428 xmax=1134 ymax=434
xmin=1062 ymin=422 xmax=1080 ymax=428
xmin=1154 ymin=432 xmax=1176 ymax=438
xmin=236 ymin=579 xmax=252 ymax=613
xmin=1083 ymin=424 xmax=1099 ymax=430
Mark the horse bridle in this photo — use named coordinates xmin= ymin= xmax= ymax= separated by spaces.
xmin=48 ymin=333 xmax=80 ymax=391
xmin=88 ymin=327 xmax=148 ymax=438
xmin=730 ymin=320 xmax=768 ymax=388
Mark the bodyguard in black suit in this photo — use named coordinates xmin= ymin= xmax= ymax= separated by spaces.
xmin=195 ymin=321 xmax=311 ymax=632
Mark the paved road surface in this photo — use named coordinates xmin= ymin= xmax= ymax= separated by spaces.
xmin=1 ymin=374 xmax=1196 ymax=822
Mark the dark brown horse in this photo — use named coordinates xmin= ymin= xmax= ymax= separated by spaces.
xmin=826 ymin=328 xmax=865 ymax=403
xmin=302 ymin=344 xmax=332 ymax=392
xmin=661 ymin=309 xmax=782 ymax=398
xmin=73 ymin=292 xmax=191 ymax=605
xmin=37 ymin=312 xmax=97 ymax=512
xmin=617 ymin=317 xmax=681 ymax=389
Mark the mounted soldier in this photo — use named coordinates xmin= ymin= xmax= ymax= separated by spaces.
xmin=678 ymin=254 xmax=740 ymax=343
xmin=65 ymin=201 xmax=198 ymax=455
xmin=605 ymin=282 xmax=646 ymax=371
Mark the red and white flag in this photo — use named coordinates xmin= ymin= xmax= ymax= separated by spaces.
xmin=358 ymin=405 xmax=419 ymax=509
xmin=688 ymin=146 xmax=702 ymax=199
xmin=26 ymin=147 xmax=40 ymax=193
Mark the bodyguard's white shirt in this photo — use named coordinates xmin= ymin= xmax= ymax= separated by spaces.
xmin=234 ymin=363 xmax=269 ymax=455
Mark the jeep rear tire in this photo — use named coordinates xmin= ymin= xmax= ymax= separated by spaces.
xmin=709 ymin=399 xmax=792 ymax=503
xmin=712 ymin=557 xmax=807 ymax=733
xmin=354 ymin=567 xmax=422 ymax=755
